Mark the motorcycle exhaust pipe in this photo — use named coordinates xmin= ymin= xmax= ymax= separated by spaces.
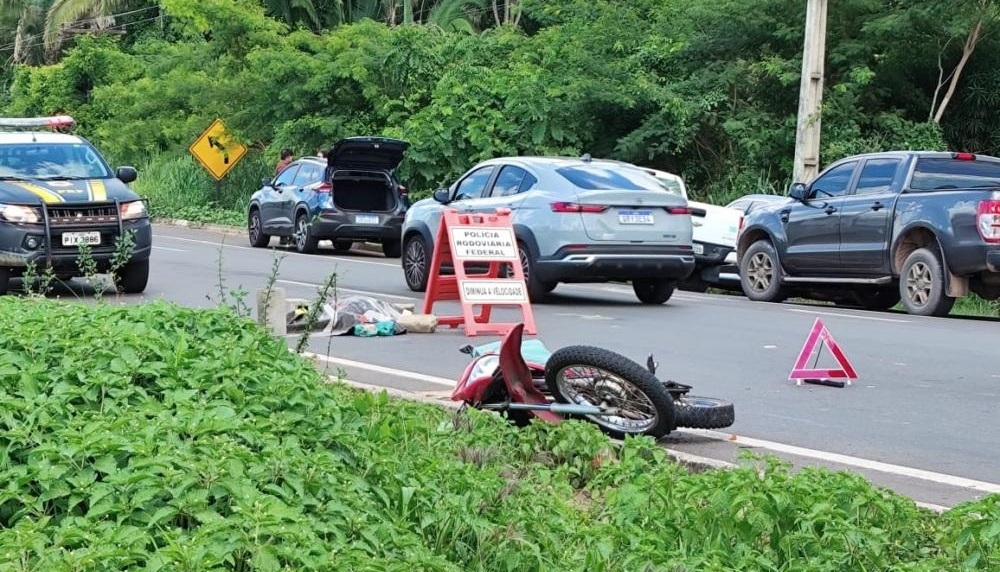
xmin=505 ymin=402 xmax=608 ymax=416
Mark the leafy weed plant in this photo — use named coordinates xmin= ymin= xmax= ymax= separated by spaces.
xmin=0 ymin=299 xmax=998 ymax=571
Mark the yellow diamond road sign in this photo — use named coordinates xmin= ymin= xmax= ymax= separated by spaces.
xmin=188 ymin=118 xmax=247 ymax=180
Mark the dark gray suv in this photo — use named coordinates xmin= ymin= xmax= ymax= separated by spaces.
xmin=247 ymin=136 xmax=410 ymax=257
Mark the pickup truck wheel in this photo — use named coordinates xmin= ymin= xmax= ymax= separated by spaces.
xmin=739 ymin=240 xmax=787 ymax=303
xmin=632 ymin=279 xmax=676 ymax=304
xmin=899 ymin=248 xmax=956 ymax=317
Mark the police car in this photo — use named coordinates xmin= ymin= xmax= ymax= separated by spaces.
xmin=0 ymin=115 xmax=151 ymax=295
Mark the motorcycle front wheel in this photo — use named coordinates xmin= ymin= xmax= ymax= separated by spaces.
xmin=545 ymin=345 xmax=676 ymax=440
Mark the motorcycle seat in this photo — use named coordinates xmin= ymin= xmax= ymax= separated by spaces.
xmin=469 ymin=338 xmax=553 ymax=365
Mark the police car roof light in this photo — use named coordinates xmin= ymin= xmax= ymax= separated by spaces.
xmin=0 ymin=115 xmax=76 ymax=131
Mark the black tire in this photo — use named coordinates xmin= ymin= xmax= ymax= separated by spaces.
xmin=382 ymin=239 xmax=402 ymax=258
xmin=518 ymin=242 xmax=552 ymax=302
xmin=333 ymin=240 xmax=353 ymax=253
xmin=673 ymin=395 xmax=735 ymax=430
xmin=115 ymin=259 xmax=149 ymax=294
xmin=403 ymin=233 xmax=431 ymax=292
xmin=632 ymin=278 xmax=676 ymax=304
xmin=0 ymin=268 xmax=9 ymax=295
xmin=294 ymin=212 xmax=319 ymax=254
xmin=248 ymin=208 xmax=270 ymax=248
xmin=899 ymin=247 xmax=955 ymax=317
xmin=545 ymin=345 xmax=676 ymax=440
xmin=739 ymin=240 xmax=788 ymax=303
xmin=678 ymin=275 xmax=710 ymax=293
xmin=852 ymin=287 xmax=901 ymax=311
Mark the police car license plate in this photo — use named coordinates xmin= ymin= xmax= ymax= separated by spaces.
xmin=62 ymin=231 xmax=101 ymax=246
xmin=355 ymin=214 xmax=379 ymax=225
xmin=618 ymin=210 xmax=654 ymax=225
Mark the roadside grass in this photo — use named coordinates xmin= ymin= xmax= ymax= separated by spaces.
xmin=1 ymin=295 xmax=1000 ymax=571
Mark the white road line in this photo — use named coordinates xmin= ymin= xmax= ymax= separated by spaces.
xmin=786 ymin=308 xmax=911 ymax=323
xmin=153 ymin=234 xmax=399 ymax=268
xmin=301 ymin=351 xmax=457 ymax=387
xmin=298 ymin=352 xmax=999 ymax=495
xmin=276 ymin=279 xmax=417 ymax=301
xmin=681 ymin=428 xmax=1000 ymax=494
xmin=151 ymin=245 xmax=187 ymax=252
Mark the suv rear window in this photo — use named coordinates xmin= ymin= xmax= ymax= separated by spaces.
xmin=556 ymin=165 xmax=664 ymax=191
xmin=910 ymin=158 xmax=1000 ymax=191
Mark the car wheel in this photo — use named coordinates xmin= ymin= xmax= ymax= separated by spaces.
xmin=632 ymin=278 xmax=676 ymax=304
xmin=0 ymin=268 xmax=9 ymax=295
xmin=403 ymin=234 xmax=431 ymax=292
xmin=114 ymin=259 xmax=149 ymax=294
xmin=294 ymin=212 xmax=319 ymax=254
xmin=739 ymin=240 xmax=787 ymax=303
xmin=851 ymin=287 xmax=901 ymax=311
xmin=382 ymin=239 xmax=402 ymax=258
xmin=899 ymin=247 xmax=955 ymax=317
xmin=248 ymin=208 xmax=270 ymax=248
xmin=518 ymin=242 xmax=552 ymax=302
xmin=333 ymin=240 xmax=352 ymax=253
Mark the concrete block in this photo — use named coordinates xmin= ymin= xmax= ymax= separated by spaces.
xmin=398 ymin=313 xmax=438 ymax=333
xmin=256 ymin=286 xmax=287 ymax=336
xmin=392 ymin=303 xmax=416 ymax=314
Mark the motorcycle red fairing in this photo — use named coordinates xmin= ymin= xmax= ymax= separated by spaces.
xmin=452 ymin=323 xmax=561 ymax=423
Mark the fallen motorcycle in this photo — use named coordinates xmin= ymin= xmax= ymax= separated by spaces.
xmin=454 ymin=323 xmax=734 ymax=440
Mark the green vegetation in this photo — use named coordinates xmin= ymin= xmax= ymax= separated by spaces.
xmin=0 ymin=296 xmax=998 ymax=570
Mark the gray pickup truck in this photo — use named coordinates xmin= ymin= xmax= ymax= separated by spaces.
xmin=736 ymin=151 xmax=1000 ymax=317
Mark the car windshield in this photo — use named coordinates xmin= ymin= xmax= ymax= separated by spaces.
xmin=910 ymin=158 xmax=1000 ymax=191
xmin=0 ymin=143 xmax=112 ymax=180
xmin=556 ymin=164 xmax=665 ymax=191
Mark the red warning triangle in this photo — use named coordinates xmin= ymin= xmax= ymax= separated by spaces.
xmin=788 ymin=318 xmax=858 ymax=381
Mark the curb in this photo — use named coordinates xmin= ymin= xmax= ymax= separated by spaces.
xmin=153 ymin=217 xmax=386 ymax=255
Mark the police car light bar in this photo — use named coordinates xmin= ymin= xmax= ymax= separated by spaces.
xmin=0 ymin=115 xmax=76 ymax=130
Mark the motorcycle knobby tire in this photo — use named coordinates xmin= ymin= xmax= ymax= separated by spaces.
xmin=672 ymin=395 xmax=735 ymax=430
xmin=545 ymin=345 xmax=676 ymax=440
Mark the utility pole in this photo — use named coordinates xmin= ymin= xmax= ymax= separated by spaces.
xmin=792 ymin=0 xmax=828 ymax=185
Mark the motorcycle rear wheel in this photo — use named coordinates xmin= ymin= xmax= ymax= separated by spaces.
xmin=673 ymin=395 xmax=734 ymax=430
xmin=545 ymin=345 xmax=676 ymax=440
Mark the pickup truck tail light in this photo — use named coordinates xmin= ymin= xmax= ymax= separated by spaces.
xmin=551 ymin=202 xmax=608 ymax=213
xmin=977 ymin=200 xmax=1000 ymax=243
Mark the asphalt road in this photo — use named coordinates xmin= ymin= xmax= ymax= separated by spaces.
xmin=29 ymin=223 xmax=1000 ymax=510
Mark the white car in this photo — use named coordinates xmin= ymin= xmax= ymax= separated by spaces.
xmin=644 ymin=169 xmax=784 ymax=292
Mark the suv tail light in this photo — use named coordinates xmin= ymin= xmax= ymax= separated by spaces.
xmin=398 ymin=185 xmax=408 ymax=195
xmin=977 ymin=200 xmax=1000 ymax=243
xmin=316 ymin=182 xmax=332 ymax=193
xmin=737 ymin=215 xmax=745 ymax=236
xmin=551 ymin=202 xmax=608 ymax=213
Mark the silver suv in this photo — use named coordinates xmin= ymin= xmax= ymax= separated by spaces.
xmin=400 ymin=155 xmax=696 ymax=304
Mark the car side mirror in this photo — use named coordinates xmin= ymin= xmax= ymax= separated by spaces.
xmin=432 ymin=188 xmax=451 ymax=204
xmin=262 ymin=177 xmax=272 ymax=188
xmin=116 ymin=166 xmax=137 ymax=184
xmin=788 ymin=182 xmax=808 ymax=202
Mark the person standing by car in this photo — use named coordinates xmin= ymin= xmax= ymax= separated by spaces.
xmin=274 ymin=148 xmax=293 ymax=175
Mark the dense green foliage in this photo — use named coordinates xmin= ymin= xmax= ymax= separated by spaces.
xmin=0 ymin=296 xmax=998 ymax=570
xmin=2 ymin=0 xmax=999 ymax=221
